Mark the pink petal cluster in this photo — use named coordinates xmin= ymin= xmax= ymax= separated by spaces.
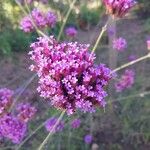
xmin=29 ymin=36 xmax=113 ymax=115
xmin=20 ymin=9 xmax=57 ymax=32
xmin=102 ymin=0 xmax=137 ymax=18
xmin=0 ymin=88 xmax=14 ymax=116
xmin=0 ymin=114 xmax=27 ymax=144
xmin=113 ymin=37 xmax=127 ymax=51
xmin=115 ymin=69 xmax=135 ymax=92
xmin=147 ymin=39 xmax=150 ymax=51
xmin=45 ymin=117 xmax=64 ymax=133
xmin=65 ymin=27 xmax=77 ymax=38
xmin=71 ymin=118 xmax=81 ymax=129
xmin=16 ymin=103 xmax=37 ymax=123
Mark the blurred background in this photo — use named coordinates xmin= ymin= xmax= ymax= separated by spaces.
xmin=0 ymin=0 xmax=150 ymax=149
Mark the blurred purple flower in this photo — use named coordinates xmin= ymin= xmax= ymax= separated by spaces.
xmin=128 ymin=54 xmax=137 ymax=61
xmin=113 ymin=37 xmax=127 ymax=52
xmin=84 ymin=134 xmax=93 ymax=144
xmin=45 ymin=117 xmax=64 ymax=133
xmin=71 ymin=118 xmax=81 ymax=129
xmin=0 ymin=88 xmax=14 ymax=116
xmin=102 ymin=0 xmax=137 ymax=18
xmin=115 ymin=69 xmax=135 ymax=92
xmin=16 ymin=102 xmax=37 ymax=123
xmin=46 ymin=11 xmax=57 ymax=28
xmin=20 ymin=16 xmax=33 ymax=32
xmin=0 ymin=114 xmax=27 ymax=144
xmin=65 ymin=27 xmax=77 ymax=38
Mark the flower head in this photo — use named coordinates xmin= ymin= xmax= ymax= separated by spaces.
xmin=115 ymin=69 xmax=135 ymax=92
xmin=113 ymin=37 xmax=127 ymax=51
xmin=0 ymin=114 xmax=27 ymax=144
xmin=16 ymin=103 xmax=37 ymax=123
xmin=45 ymin=117 xmax=64 ymax=133
xmin=46 ymin=11 xmax=57 ymax=28
xmin=103 ymin=0 xmax=137 ymax=18
xmin=71 ymin=118 xmax=81 ymax=129
xmin=65 ymin=27 xmax=77 ymax=38
xmin=29 ymin=36 xmax=113 ymax=115
xmin=20 ymin=16 xmax=33 ymax=32
xmin=0 ymin=88 xmax=14 ymax=116
xmin=84 ymin=134 xmax=93 ymax=144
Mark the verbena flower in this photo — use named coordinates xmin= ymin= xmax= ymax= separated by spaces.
xmin=65 ymin=27 xmax=77 ymax=38
xmin=0 ymin=114 xmax=27 ymax=144
xmin=113 ymin=37 xmax=127 ymax=51
xmin=71 ymin=118 xmax=81 ymax=129
xmin=20 ymin=9 xmax=57 ymax=32
xmin=84 ymin=134 xmax=92 ymax=144
xmin=0 ymin=88 xmax=14 ymax=116
xmin=29 ymin=36 xmax=113 ymax=115
xmin=32 ymin=8 xmax=47 ymax=28
xmin=20 ymin=16 xmax=33 ymax=32
xmin=16 ymin=103 xmax=37 ymax=123
xmin=103 ymin=0 xmax=137 ymax=18
xmin=45 ymin=117 xmax=64 ymax=133
xmin=115 ymin=69 xmax=135 ymax=92
xmin=46 ymin=11 xmax=57 ymax=28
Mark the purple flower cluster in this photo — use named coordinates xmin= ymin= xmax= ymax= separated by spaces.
xmin=16 ymin=103 xmax=37 ymax=123
xmin=102 ymin=0 xmax=137 ymax=18
xmin=45 ymin=117 xmax=64 ymax=133
xmin=0 ymin=88 xmax=14 ymax=116
xmin=20 ymin=9 xmax=57 ymax=32
xmin=71 ymin=118 xmax=81 ymax=129
xmin=0 ymin=114 xmax=27 ymax=144
xmin=113 ymin=37 xmax=127 ymax=52
xmin=115 ymin=69 xmax=135 ymax=92
xmin=65 ymin=27 xmax=77 ymax=38
xmin=84 ymin=134 xmax=93 ymax=144
xmin=29 ymin=36 xmax=113 ymax=115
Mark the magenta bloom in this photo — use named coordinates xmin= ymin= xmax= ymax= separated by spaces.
xmin=29 ymin=36 xmax=113 ymax=115
xmin=45 ymin=117 xmax=64 ymax=133
xmin=16 ymin=103 xmax=37 ymax=123
xmin=46 ymin=11 xmax=57 ymax=28
xmin=20 ymin=16 xmax=33 ymax=32
xmin=71 ymin=118 xmax=81 ymax=129
xmin=113 ymin=37 xmax=127 ymax=51
xmin=84 ymin=134 xmax=93 ymax=144
xmin=0 ymin=88 xmax=14 ymax=116
xmin=0 ymin=114 xmax=27 ymax=144
xmin=65 ymin=27 xmax=77 ymax=38
xmin=115 ymin=69 xmax=135 ymax=92
xmin=32 ymin=8 xmax=47 ymax=28
xmin=103 ymin=0 xmax=137 ymax=18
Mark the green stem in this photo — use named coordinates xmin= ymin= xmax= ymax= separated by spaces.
xmin=38 ymin=111 xmax=65 ymax=150
xmin=112 ymin=53 xmax=150 ymax=73
xmin=57 ymin=0 xmax=77 ymax=41
xmin=91 ymin=21 xmax=109 ymax=54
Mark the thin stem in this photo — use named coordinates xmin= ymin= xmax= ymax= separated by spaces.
xmin=16 ymin=120 xmax=45 ymax=150
xmin=91 ymin=21 xmax=109 ymax=54
xmin=38 ymin=111 xmax=65 ymax=150
xmin=57 ymin=0 xmax=77 ymax=41
xmin=9 ymin=74 xmax=37 ymax=112
xmin=15 ymin=0 xmax=47 ymax=37
xmin=112 ymin=53 xmax=150 ymax=73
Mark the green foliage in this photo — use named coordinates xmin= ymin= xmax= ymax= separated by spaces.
xmin=0 ymin=29 xmax=35 ymax=55
xmin=78 ymin=5 xmax=102 ymax=26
